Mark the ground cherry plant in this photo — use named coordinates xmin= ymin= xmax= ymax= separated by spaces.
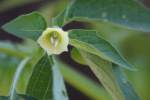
xmin=1 ymin=0 xmax=150 ymax=100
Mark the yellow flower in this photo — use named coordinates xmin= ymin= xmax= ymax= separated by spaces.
xmin=37 ymin=27 xmax=69 ymax=55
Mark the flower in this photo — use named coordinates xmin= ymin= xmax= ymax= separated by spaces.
xmin=37 ymin=27 xmax=69 ymax=55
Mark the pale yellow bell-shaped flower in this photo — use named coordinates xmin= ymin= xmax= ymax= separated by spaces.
xmin=37 ymin=27 xmax=69 ymax=55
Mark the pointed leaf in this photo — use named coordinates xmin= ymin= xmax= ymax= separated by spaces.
xmin=69 ymin=29 xmax=133 ymax=70
xmin=2 ymin=12 xmax=47 ymax=40
xmin=80 ymin=50 xmax=124 ymax=100
xmin=64 ymin=0 xmax=150 ymax=32
xmin=26 ymin=55 xmax=68 ymax=100
xmin=26 ymin=55 xmax=53 ymax=99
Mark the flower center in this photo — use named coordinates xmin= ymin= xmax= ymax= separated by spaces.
xmin=50 ymin=32 xmax=59 ymax=47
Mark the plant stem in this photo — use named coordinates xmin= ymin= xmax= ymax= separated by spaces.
xmin=0 ymin=48 xmax=27 ymax=59
xmin=9 ymin=57 xmax=30 ymax=100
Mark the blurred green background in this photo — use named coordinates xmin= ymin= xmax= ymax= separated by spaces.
xmin=0 ymin=0 xmax=150 ymax=100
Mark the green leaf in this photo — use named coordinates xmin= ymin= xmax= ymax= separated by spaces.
xmin=79 ymin=50 xmax=124 ymax=100
xmin=71 ymin=48 xmax=86 ymax=65
xmin=69 ymin=29 xmax=133 ymax=70
xmin=26 ymin=55 xmax=68 ymax=100
xmin=2 ymin=12 xmax=47 ymax=40
xmin=64 ymin=0 xmax=150 ymax=32
xmin=26 ymin=55 xmax=53 ymax=99
xmin=112 ymin=64 xmax=140 ymax=100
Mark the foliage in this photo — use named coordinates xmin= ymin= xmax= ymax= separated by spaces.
xmin=1 ymin=0 xmax=150 ymax=100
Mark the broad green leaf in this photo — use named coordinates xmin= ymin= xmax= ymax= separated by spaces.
xmin=79 ymin=50 xmax=124 ymax=100
xmin=64 ymin=0 xmax=150 ymax=32
xmin=71 ymin=48 xmax=86 ymax=65
xmin=26 ymin=55 xmax=53 ymax=99
xmin=69 ymin=29 xmax=133 ymax=70
xmin=2 ymin=12 xmax=47 ymax=40
xmin=112 ymin=64 xmax=140 ymax=100
xmin=26 ymin=55 xmax=68 ymax=100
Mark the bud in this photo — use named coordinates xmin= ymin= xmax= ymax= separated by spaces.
xmin=37 ymin=27 xmax=69 ymax=55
